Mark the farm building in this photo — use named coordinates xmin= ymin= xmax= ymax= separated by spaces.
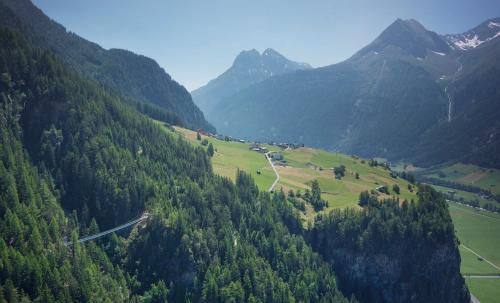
xmin=248 ymin=143 xmax=268 ymax=153
xmin=270 ymin=152 xmax=283 ymax=161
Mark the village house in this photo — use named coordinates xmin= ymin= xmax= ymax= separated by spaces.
xmin=270 ymin=152 xmax=283 ymax=161
xmin=249 ymin=143 xmax=268 ymax=153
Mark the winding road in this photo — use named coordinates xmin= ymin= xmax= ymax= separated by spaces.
xmin=266 ymin=152 xmax=280 ymax=192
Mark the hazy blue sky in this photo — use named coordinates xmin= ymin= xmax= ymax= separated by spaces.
xmin=33 ymin=0 xmax=500 ymax=90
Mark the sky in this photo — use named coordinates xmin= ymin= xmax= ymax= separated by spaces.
xmin=33 ymin=0 xmax=500 ymax=91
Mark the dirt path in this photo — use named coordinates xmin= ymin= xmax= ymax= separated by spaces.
xmin=266 ymin=153 xmax=280 ymax=192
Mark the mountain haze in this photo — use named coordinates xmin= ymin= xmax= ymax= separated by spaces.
xmin=210 ymin=18 xmax=500 ymax=168
xmin=192 ymin=48 xmax=311 ymax=119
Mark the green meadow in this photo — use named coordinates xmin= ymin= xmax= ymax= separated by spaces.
xmin=449 ymin=202 xmax=500 ymax=267
xmin=169 ymin=126 xmax=276 ymax=190
xmin=424 ymin=163 xmax=500 ymax=195
xmin=277 ymin=148 xmax=416 ymax=210
xmin=166 ymin=123 xmax=500 ymax=301
xmin=448 ymin=202 xmax=500 ymax=302
xmin=465 ymin=279 xmax=500 ymax=303
xmin=432 ymin=184 xmax=495 ymax=207
xmin=167 ymin=125 xmax=417 ymax=214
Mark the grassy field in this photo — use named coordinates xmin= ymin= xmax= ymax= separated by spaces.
xmin=459 ymin=245 xmax=499 ymax=275
xmin=465 ymin=279 xmax=500 ymax=303
xmin=275 ymin=148 xmax=416 ymax=210
xmin=166 ymin=125 xmax=417 ymax=214
xmin=432 ymin=184 xmax=494 ymax=207
xmin=449 ymin=203 xmax=500 ymax=267
xmin=390 ymin=162 xmax=422 ymax=173
xmin=169 ymin=126 xmax=276 ymax=190
xmin=166 ymin=123 xmax=500 ymax=300
xmin=416 ymin=161 xmax=500 ymax=303
xmin=448 ymin=202 xmax=500 ymax=302
xmin=423 ymin=163 xmax=500 ymax=195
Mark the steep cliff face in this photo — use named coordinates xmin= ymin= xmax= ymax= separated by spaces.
xmin=309 ymin=186 xmax=469 ymax=303
xmin=329 ymin=240 xmax=466 ymax=303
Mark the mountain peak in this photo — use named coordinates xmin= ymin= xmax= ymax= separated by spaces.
xmin=356 ymin=18 xmax=450 ymax=58
xmin=384 ymin=18 xmax=436 ymax=41
xmin=192 ymin=48 xmax=310 ymax=116
xmin=263 ymin=48 xmax=282 ymax=57
xmin=444 ymin=17 xmax=500 ymax=50
xmin=394 ymin=18 xmax=423 ymax=26
xmin=233 ymin=49 xmax=261 ymax=67
xmin=230 ymin=48 xmax=310 ymax=71
xmin=400 ymin=19 xmax=428 ymax=32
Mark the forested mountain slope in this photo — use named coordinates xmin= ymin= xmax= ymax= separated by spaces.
xmin=192 ymin=48 xmax=311 ymax=119
xmin=0 ymin=29 xmax=129 ymax=302
xmin=0 ymin=0 xmax=214 ymax=132
xmin=0 ymin=23 xmax=467 ymax=302
xmin=0 ymin=15 xmax=469 ymax=303
xmin=210 ymin=18 xmax=500 ymax=168
xmin=0 ymin=27 xmax=350 ymax=302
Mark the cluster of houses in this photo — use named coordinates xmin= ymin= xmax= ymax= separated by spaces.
xmin=249 ymin=143 xmax=268 ymax=154
xmin=197 ymin=129 xmax=246 ymax=143
xmin=248 ymin=143 xmax=284 ymax=162
xmin=248 ymin=141 xmax=302 ymax=153
xmin=267 ymin=142 xmax=304 ymax=150
xmin=197 ymin=129 xmax=295 ymax=164
xmin=198 ymin=129 xmax=303 ymax=150
xmin=269 ymin=152 xmax=283 ymax=161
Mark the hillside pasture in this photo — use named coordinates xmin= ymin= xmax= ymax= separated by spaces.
xmin=168 ymin=126 xmax=417 ymax=213
xmin=424 ymin=163 xmax=500 ymax=195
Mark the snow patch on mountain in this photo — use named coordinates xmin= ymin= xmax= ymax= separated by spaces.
xmin=445 ymin=19 xmax=500 ymax=50
xmin=453 ymin=35 xmax=482 ymax=49
xmin=447 ymin=31 xmax=500 ymax=50
xmin=432 ymin=51 xmax=446 ymax=56
xmin=488 ymin=21 xmax=500 ymax=28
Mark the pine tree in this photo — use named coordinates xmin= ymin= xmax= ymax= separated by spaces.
xmin=393 ymin=184 xmax=400 ymax=194
xmin=207 ymin=143 xmax=215 ymax=157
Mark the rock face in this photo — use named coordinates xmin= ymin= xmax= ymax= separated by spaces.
xmin=0 ymin=0 xmax=214 ymax=132
xmin=209 ymin=18 xmax=500 ymax=168
xmin=309 ymin=186 xmax=470 ymax=303
xmin=444 ymin=18 xmax=500 ymax=51
xmin=191 ymin=48 xmax=311 ymax=119
xmin=356 ymin=18 xmax=451 ymax=58
xmin=328 ymin=243 xmax=466 ymax=303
